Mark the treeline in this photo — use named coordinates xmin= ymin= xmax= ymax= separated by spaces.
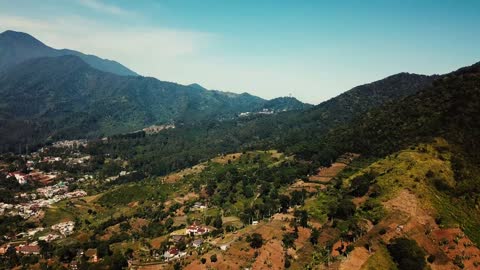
xmin=83 ymin=72 xmax=435 ymax=178
xmin=75 ymin=62 xmax=480 ymax=197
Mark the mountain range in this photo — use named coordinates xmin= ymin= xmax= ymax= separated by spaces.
xmin=1 ymin=29 xmax=480 ymax=270
xmin=0 ymin=30 xmax=137 ymax=76
xmin=0 ymin=30 xmax=311 ymax=150
xmin=82 ymin=56 xmax=480 ymax=268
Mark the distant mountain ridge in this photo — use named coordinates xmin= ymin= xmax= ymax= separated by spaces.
xmin=188 ymin=83 xmax=208 ymax=91
xmin=0 ymin=55 xmax=309 ymax=150
xmin=88 ymin=68 xmax=439 ymax=177
xmin=188 ymin=83 xmax=312 ymax=112
xmin=0 ymin=30 xmax=138 ymax=76
xmin=262 ymin=96 xmax=312 ymax=112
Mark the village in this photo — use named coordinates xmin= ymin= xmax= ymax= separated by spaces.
xmin=0 ymin=143 xmax=321 ymax=269
xmin=1 ymin=134 xmax=478 ymax=270
xmin=0 ymin=141 xmax=93 ymax=259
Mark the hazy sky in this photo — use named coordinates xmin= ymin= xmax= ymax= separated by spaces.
xmin=1 ymin=0 xmax=479 ymax=104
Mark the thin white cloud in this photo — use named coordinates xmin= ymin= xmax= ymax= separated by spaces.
xmin=77 ymin=0 xmax=131 ymax=16
xmin=0 ymin=15 xmax=54 ymax=31
xmin=0 ymin=13 xmax=324 ymax=103
xmin=0 ymin=14 xmax=214 ymax=77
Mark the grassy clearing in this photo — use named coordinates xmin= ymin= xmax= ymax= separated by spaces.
xmin=98 ymin=181 xmax=174 ymax=206
xmin=304 ymin=191 xmax=338 ymax=223
xmin=361 ymin=245 xmax=397 ymax=270
xmin=43 ymin=203 xmax=75 ymax=226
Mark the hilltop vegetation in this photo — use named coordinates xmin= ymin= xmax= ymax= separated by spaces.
xmin=87 ymin=71 xmax=435 ymax=177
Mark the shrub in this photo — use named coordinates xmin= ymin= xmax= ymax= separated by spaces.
xmin=387 ymin=238 xmax=426 ymax=270
xmin=310 ymin=228 xmax=320 ymax=245
xmin=433 ymin=178 xmax=452 ymax=192
xmin=248 ymin=233 xmax=264 ymax=249
xmin=454 ymin=255 xmax=464 ymax=269
xmin=210 ymin=254 xmax=217 ymax=263
xmin=350 ymin=173 xmax=374 ymax=197
xmin=329 ymin=199 xmax=356 ymax=220
xmin=346 ymin=244 xmax=355 ymax=254
xmin=213 ymin=215 xmax=223 ymax=229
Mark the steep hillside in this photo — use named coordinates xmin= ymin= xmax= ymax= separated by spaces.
xmin=321 ymin=62 xmax=480 ymax=167
xmin=299 ymin=140 xmax=480 ymax=270
xmin=275 ymin=72 xmax=438 ymax=155
xmin=0 ymin=30 xmax=137 ymax=76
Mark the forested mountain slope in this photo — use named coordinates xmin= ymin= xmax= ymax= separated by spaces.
xmin=323 ymin=62 xmax=480 ymax=162
xmin=89 ymin=70 xmax=437 ymax=175
xmin=0 ymin=55 xmax=310 ymax=151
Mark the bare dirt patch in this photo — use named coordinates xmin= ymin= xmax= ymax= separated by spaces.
xmin=288 ymin=180 xmax=326 ymax=193
xmin=430 ymin=228 xmax=480 ymax=270
xmin=131 ymin=218 xmax=150 ymax=231
xmin=309 ymin=163 xmax=348 ymax=183
xmin=162 ymin=164 xmax=206 ymax=184
xmin=251 ymin=238 xmax=285 ymax=270
xmin=271 ymin=212 xmax=295 ymax=222
xmin=339 ymin=247 xmax=371 ymax=270
xmin=352 ymin=196 xmax=368 ymax=207
xmin=381 ymin=189 xmax=480 ymax=270
xmin=83 ymin=194 xmax=101 ymax=203
xmin=383 ymin=190 xmax=434 ymax=227
xmin=150 ymin=236 xmax=168 ymax=249
xmin=173 ymin=192 xmax=199 ymax=205
xmin=212 ymin=153 xmax=243 ymax=164
xmin=136 ymin=263 xmax=168 ymax=270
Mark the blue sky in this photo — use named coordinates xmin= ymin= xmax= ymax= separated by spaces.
xmin=1 ymin=0 xmax=479 ymax=104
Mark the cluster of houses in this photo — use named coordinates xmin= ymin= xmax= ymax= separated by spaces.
xmin=7 ymin=171 xmax=29 ymax=185
xmin=37 ymin=221 xmax=76 ymax=242
xmin=5 ymin=168 xmax=59 ymax=186
xmin=38 ymin=233 xmax=62 ymax=242
xmin=66 ymin=155 xmax=91 ymax=166
xmin=0 ymin=186 xmax=86 ymax=219
xmin=0 ymin=202 xmax=43 ymax=219
xmin=36 ymin=182 xmax=69 ymax=198
xmin=239 ymin=109 xmax=275 ymax=117
xmin=163 ymin=235 xmax=206 ymax=262
xmin=142 ymin=124 xmax=175 ymax=134
xmin=190 ymin=201 xmax=207 ymax=211
xmin=15 ymin=227 xmax=45 ymax=239
xmin=0 ymin=242 xmax=41 ymax=256
xmin=41 ymin=156 xmax=62 ymax=163
xmin=51 ymin=221 xmax=75 ymax=236
xmin=185 ymin=223 xmax=210 ymax=235
xmin=51 ymin=139 xmax=88 ymax=148
xmin=104 ymin=170 xmax=133 ymax=183
xmin=163 ymin=247 xmax=187 ymax=262
xmin=160 ymin=221 xmax=211 ymax=262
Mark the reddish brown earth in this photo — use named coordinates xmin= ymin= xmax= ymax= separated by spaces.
xmin=212 ymin=153 xmax=243 ymax=164
xmin=378 ymin=190 xmax=480 ymax=270
xmin=288 ymin=180 xmax=326 ymax=193
xmin=339 ymin=247 xmax=370 ymax=270
xmin=309 ymin=163 xmax=348 ymax=183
